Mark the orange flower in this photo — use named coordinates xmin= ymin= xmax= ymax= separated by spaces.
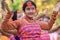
xmin=27 ymin=2 xmax=32 ymax=6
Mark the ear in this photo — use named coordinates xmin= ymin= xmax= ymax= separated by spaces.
xmin=36 ymin=7 xmax=38 ymax=12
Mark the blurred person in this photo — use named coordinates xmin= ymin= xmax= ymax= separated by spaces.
xmin=17 ymin=10 xmax=24 ymax=20
xmin=36 ymin=8 xmax=50 ymax=22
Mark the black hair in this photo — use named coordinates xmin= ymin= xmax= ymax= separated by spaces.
xmin=22 ymin=1 xmax=36 ymax=12
xmin=12 ymin=10 xmax=17 ymax=21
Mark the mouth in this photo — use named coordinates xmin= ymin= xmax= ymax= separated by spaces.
xmin=28 ymin=13 xmax=34 ymax=15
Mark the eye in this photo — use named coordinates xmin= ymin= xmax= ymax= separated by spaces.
xmin=26 ymin=8 xmax=30 ymax=10
xmin=32 ymin=7 xmax=35 ymax=10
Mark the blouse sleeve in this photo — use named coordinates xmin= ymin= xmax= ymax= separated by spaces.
xmin=39 ymin=11 xmax=58 ymax=30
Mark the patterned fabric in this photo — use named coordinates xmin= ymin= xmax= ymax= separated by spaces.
xmin=17 ymin=22 xmax=50 ymax=40
xmin=40 ymin=32 xmax=50 ymax=40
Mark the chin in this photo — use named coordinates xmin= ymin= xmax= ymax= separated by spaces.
xmin=28 ymin=15 xmax=34 ymax=18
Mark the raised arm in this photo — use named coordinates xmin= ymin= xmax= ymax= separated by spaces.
xmin=39 ymin=2 xmax=60 ymax=30
xmin=1 ymin=2 xmax=20 ymax=31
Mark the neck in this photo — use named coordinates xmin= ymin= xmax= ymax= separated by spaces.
xmin=25 ymin=16 xmax=37 ymax=23
xmin=26 ymin=16 xmax=34 ymax=20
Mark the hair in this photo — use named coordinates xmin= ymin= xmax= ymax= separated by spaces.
xmin=12 ymin=10 xmax=17 ymax=21
xmin=22 ymin=1 xmax=36 ymax=12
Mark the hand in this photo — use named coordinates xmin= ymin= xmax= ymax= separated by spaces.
xmin=53 ymin=2 xmax=60 ymax=11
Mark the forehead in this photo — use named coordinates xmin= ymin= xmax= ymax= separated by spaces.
xmin=26 ymin=5 xmax=35 ymax=8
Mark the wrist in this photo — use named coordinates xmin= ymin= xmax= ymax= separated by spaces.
xmin=53 ymin=7 xmax=59 ymax=12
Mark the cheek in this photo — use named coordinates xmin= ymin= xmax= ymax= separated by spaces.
xmin=33 ymin=9 xmax=36 ymax=13
xmin=25 ymin=11 xmax=30 ymax=15
xmin=33 ymin=10 xmax=36 ymax=13
xmin=25 ymin=10 xmax=30 ymax=13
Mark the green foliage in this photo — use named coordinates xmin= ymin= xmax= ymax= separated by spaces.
xmin=10 ymin=0 xmax=22 ymax=10
xmin=10 ymin=0 xmax=27 ymax=11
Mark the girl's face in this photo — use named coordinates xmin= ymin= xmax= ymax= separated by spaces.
xmin=25 ymin=5 xmax=37 ymax=18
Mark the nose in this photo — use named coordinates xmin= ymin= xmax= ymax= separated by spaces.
xmin=30 ymin=9 xmax=33 ymax=12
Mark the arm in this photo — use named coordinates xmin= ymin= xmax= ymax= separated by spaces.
xmin=1 ymin=2 xmax=20 ymax=31
xmin=1 ymin=11 xmax=16 ymax=30
xmin=1 ymin=10 xmax=20 ymax=36
xmin=0 ymin=2 xmax=20 ymax=37
xmin=39 ymin=2 xmax=60 ymax=30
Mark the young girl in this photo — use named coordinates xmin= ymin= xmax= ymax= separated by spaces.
xmin=1 ymin=1 xmax=60 ymax=40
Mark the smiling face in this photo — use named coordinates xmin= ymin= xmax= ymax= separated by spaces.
xmin=24 ymin=5 xmax=37 ymax=18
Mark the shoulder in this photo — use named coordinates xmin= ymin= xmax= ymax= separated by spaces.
xmin=14 ymin=17 xmax=25 ymax=24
